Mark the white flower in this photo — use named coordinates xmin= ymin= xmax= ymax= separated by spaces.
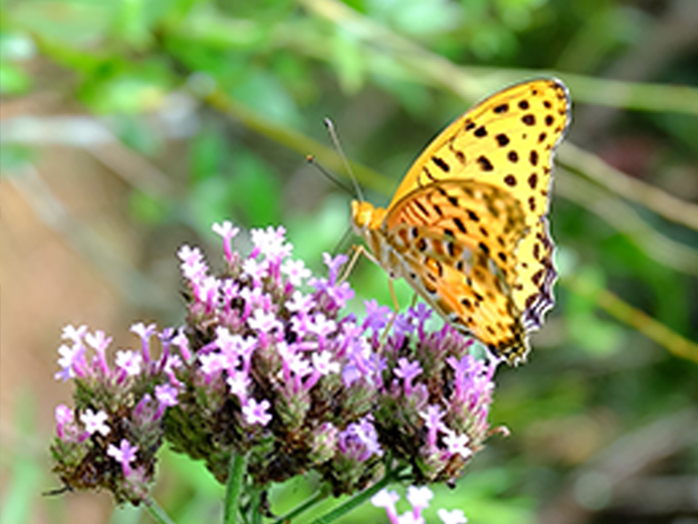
xmin=437 ymin=508 xmax=468 ymax=524
xmin=80 ymin=409 xmax=110 ymax=436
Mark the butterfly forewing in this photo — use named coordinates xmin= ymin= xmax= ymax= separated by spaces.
xmin=388 ymin=78 xmax=570 ymax=222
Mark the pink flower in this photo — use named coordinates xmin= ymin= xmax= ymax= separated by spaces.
xmin=107 ymin=439 xmax=139 ymax=477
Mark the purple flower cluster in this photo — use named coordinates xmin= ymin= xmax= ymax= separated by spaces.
xmin=51 ymin=322 xmax=180 ymax=503
xmin=50 ymin=221 xmax=501 ymax=504
xmin=366 ymin=301 xmax=499 ymax=484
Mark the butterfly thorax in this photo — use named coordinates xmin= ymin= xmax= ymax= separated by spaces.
xmin=350 ymin=200 xmax=399 ymax=275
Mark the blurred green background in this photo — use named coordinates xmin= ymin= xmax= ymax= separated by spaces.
xmin=1 ymin=0 xmax=697 ymax=523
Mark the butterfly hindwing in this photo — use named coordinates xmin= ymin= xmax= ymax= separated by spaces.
xmin=400 ymin=242 xmax=529 ymax=363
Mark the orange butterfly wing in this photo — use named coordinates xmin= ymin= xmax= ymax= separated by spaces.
xmin=384 ymin=181 xmax=530 ymax=360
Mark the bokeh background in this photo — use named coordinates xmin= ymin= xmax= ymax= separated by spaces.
xmin=2 ymin=0 xmax=697 ymax=523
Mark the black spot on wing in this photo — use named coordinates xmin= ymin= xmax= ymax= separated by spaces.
xmin=495 ymin=134 xmax=510 ymax=147
xmin=477 ymin=155 xmax=494 ymax=171
xmin=432 ymin=156 xmax=450 ymax=172
xmin=528 ymin=173 xmax=538 ymax=189
xmin=522 ymin=114 xmax=536 ymax=126
xmin=530 ymin=150 xmax=539 ymax=166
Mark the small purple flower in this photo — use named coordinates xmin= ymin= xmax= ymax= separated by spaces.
xmin=392 ymin=313 xmax=415 ymax=338
xmin=107 ymin=439 xmax=139 ymax=477
xmin=247 ymin=309 xmax=281 ymax=334
xmin=303 ymin=351 xmax=339 ymax=390
xmin=286 ymin=352 xmax=312 ymax=391
xmin=85 ymin=330 xmax=112 ymax=376
xmin=130 ymin=322 xmax=157 ymax=363
xmin=242 ymin=257 xmax=268 ymax=282
xmin=281 ymin=258 xmax=311 ymax=286
xmin=115 ymin=350 xmax=143 ymax=377
xmin=363 ymin=300 xmax=391 ymax=332
xmin=308 ymin=313 xmax=336 ymax=337
xmin=155 ymin=383 xmax=178 ymax=406
xmin=322 ymin=252 xmax=348 ymax=285
xmin=199 ymin=352 xmax=225 ymax=379
xmin=443 ymin=430 xmax=472 ymax=459
xmin=196 ymin=275 xmax=221 ymax=313
xmin=212 ymin=220 xmax=240 ymax=263
xmin=250 ymin=226 xmax=292 ymax=261
xmin=286 ymin=290 xmax=315 ymax=313
xmin=133 ymin=393 xmax=154 ymax=422
xmin=242 ymin=397 xmax=272 ymax=426
xmin=342 ymin=337 xmax=378 ymax=387
xmin=55 ymin=404 xmax=74 ymax=439
xmin=419 ymin=404 xmax=446 ymax=448
xmin=154 ymin=383 xmax=179 ymax=419
xmin=62 ymin=324 xmax=88 ymax=345
xmin=409 ymin=302 xmax=432 ymax=325
xmin=394 ymin=358 xmax=422 ymax=396
xmin=171 ymin=329 xmax=192 ymax=362
xmin=337 ymin=417 xmax=383 ymax=462
xmin=80 ymin=409 xmax=110 ymax=437
xmin=177 ymin=245 xmax=207 ymax=281
xmin=227 ymin=370 xmax=250 ymax=402
xmin=55 ymin=344 xmax=82 ymax=381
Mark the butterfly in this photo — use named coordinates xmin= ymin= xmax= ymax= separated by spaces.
xmin=351 ymin=78 xmax=571 ymax=365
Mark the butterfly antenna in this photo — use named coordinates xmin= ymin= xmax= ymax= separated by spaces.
xmin=306 ymin=155 xmax=354 ymax=197
xmin=324 ymin=117 xmax=365 ymax=202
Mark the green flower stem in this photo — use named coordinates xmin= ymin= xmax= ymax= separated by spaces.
xmin=271 ymin=485 xmax=331 ymax=524
xmin=145 ymin=499 xmax=177 ymax=524
xmin=249 ymin=486 xmax=263 ymax=524
xmin=308 ymin=472 xmax=395 ymax=524
xmin=224 ymin=452 xmax=247 ymax=524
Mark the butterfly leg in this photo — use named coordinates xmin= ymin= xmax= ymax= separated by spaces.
xmin=338 ymin=244 xmax=380 ymax=284
xmin=409 ymin=292 xmax=418 ymax=309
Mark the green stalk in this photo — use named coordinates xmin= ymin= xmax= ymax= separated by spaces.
xmin=224 ymin=452 xmax=247 ymax=524
xmin=308 ymin=473 xmax=394 ymax=524
xmin=271 ymin=485 xmax=331 ymax=524
xmin=145 ymin=499 xmax=178 ymax=524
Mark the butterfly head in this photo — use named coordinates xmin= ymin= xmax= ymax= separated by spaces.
xmin=350 ymin=200 xmax=388 ymax=235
